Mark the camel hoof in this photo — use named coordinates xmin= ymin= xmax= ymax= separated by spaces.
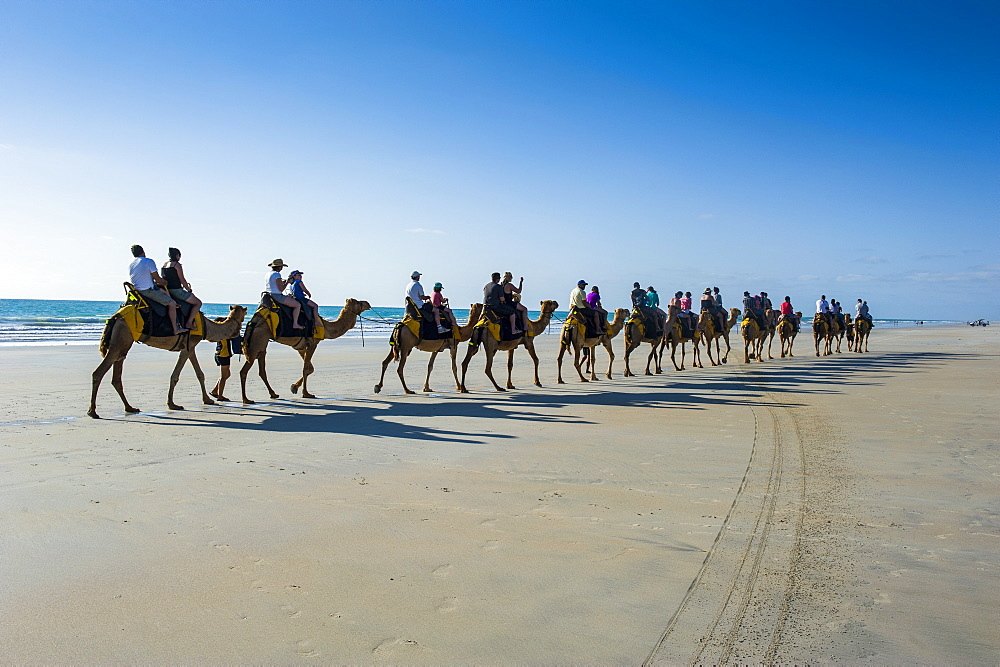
xmin=125 ymin=406 xmax=141 ymax=414
xmin=291 ymin=384 xmax=299 ymax=394
xmin=374 ymin=385 xmax=382 ymax=394
xmin=557 ymin=380 xmax=566 ymax=384
xmin=215 ymin=396 xmax=230 ymax=402
xmin=87 ymin=410 xmax=100 ymax=419
xmin=580 ymin=378 xmax=588 ymax=383
xmin=302 ymin=393 xmax=316 ymax=399
xmin=203 ymin=398 xmax=216 ymax=406
xmin=496 ymin=388 xmax=507 ymax=392
xmin=269 ymin=393 xmax=280 ymax=399
xmin=405 ymin=389 xmax=416 ymax=395
xmin=243 ymin=399 xmax=255 ymax=405
xmin=168 ymin=404 xmax=184 ymax=411
xmin=534 ymin=382 xmax=542 ymax=387
xmin=459 ymin=388 xmax=469 ymax=394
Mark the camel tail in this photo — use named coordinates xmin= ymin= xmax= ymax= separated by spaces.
xmin=389 ymin=324 xmax=403 ymax=361
xmin=98 ymin=315 xmax=118 ymax=358
xmin=241 ymin=319 xmax=258 ymax=356
xmin=468 ymin=326 xmax=483 ymax=351
xmin=560 ymin=325 xmax=572 ymax=347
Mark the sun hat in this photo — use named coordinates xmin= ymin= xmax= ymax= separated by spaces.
xmin=433 ymin=282 xmax=443 ymax=289
xmin=578 ymin=279 xmax=587 ymax=285
xmin=270 ymin=258 xmax=288 ymax=268
xmin=290 ymin=269 xmax=303 ymax=276
xmin=704 ymin=288 xmax=711 ymax=293
xmin=411 ymin=271 xmax=421 ymax=278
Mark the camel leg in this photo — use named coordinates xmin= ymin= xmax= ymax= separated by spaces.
xmin=239 ymin=356 xmax=258 ymax=404
xmin=187 ymin=349 xmax=216 ymax=405
xmin=767 ymin=333 xmax=775 ymax=359
xmin=623 ymin=342 xmax=636 ymax=377
xmin=483 ymin=348 xmax=505 ymax=392
xmin=296 ymin=346 xmax=317 ymax=398
xmin=110 ymin=356 xmax=141 ymax=414
xmin=166 ymin=350 xmax=190 ymax=410
xmin=722 ymin=333 xmax=731 ymax=364
xmin=459 ymin=344 xmax=478 ymax=393
xmin=374 ymin=347 xmax=396 ymax=394
xmin=422 ymin=349 xmax=438 ymax=393
xmin=587 ymin=345 xmax=598 ymax=381
xmin=705 ymin=337 xmax=717 ymax=366
xmin=505 ymin=349 xmax=516 ymax=390
xmin=603 ymin=339 xmax=615 ymax=379
xmin=694 ymin=341 xmax=702 ymax=368
xmin=89 ymin=352 xmax=119 ymax=419
xmin=257 ymin=353 xmax=280 ymax=399
xmin=556 ymin=342 xmax=568 ymax=384
xmin=448 ymin=344 xmax=460 ymax=391
xmin=525 ymin=341 xmax=542 ymax=387
xmin=573 ymin=344 xmax=589 ymax=383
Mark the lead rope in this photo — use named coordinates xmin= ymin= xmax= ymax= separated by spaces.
xmin=360 ymin=316 xmax=365 ymax=347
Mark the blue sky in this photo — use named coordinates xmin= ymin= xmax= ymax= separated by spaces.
xmin=1 ymin=0 xmax=997 ymax=318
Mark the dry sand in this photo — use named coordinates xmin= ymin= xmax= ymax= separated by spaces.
xmin=1 ymin=325 xmax=997 ymax=662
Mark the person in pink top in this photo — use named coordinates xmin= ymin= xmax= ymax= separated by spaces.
xmin=680 ymin=292 xmax=693 ymax=311
xmin=431 ymin=282 xmax=458 ymax=331
xmin=587 ymin=285 xmax=608 ymax=333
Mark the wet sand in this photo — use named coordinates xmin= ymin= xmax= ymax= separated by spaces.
xmin=1 ymin=325 xmax=997 ymax=662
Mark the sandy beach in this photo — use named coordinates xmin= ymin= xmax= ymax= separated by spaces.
xmin=1 ymin=324 xmax=997 ymax=662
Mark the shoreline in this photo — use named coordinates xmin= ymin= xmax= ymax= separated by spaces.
xmin=1 ymin=325 xmax=997 ymax=661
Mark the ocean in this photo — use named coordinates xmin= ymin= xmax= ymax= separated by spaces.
xmin=0 ymin=299 xmax=962 ymax=347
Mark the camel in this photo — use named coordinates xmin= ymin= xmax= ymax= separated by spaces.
xmin=740 ymin=310 xmax=773 ymax=363
xmin=88 ymin=304 xmax=247 ymax=419
xmin=812 ymin=313 xmax=832 ymax=356
xmin=374 ymin=303 xmax=484 ymax=394
xmin=830 ymin=314 xmax=846 ymax=353
xmin=623 ymin=305 xmax=678 ymax=377
xmin=777 ymin=312 xmax=802 ymax=358
xmin=698 ymin=308 xmax=741 ymax=366
xmin=660 ymin=308 xmax=705 ymax=371
xmin=851 ymin=315 xmax=872 ymax=353
xmin=458 ymin=300 xmax=559 ymax=393
xmin=239 ymin=298 xmax=371 ymax=403
xmin=556 ymin=308 xmax=629 ymax=383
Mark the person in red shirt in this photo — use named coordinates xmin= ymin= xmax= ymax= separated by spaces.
xmin=780 ymin=296 xmax=800 ymax=331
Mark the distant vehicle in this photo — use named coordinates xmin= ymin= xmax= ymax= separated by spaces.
xmin=967 ymin=319 xmax=990 ymax=327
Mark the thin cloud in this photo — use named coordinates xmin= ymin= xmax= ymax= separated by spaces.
xmin=405 ymin=228 xmax=445 ymax=235
xmin=836 ymin=274 xmax=874 ymax=283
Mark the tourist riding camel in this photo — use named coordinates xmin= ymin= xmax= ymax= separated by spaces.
xmin=266 ymin=259 xmax=304 ymax=329
xmin=587 ymin=285 xmax=609 ymax=333
xmin=698 ymin=307 xmax=740 ymax=365
xmin=623 ymin=303 xmax=677 ymax=377
xmin=431 ymin=282 xmax=459 ymax=329
xmin=129 ymin=245 xmax=186 ymax=335
xmin=569 ymin=280 xmax=602 ymax=335
xmin=162 ymin=247 xmax=202 ymax=331
xmin=661 ymin=303 xmax=704 ymax=370
xmin=287 ymin=270 xmax=320 ymax=324
xmin=239 ymin=298 xmax=371 ymax=403
xmin=459 ymin=300 xmax=559 ymax=392
xmin=557 ymin=303 xmax=628 ymax=382
xmin=374 ymin=301 xmax=485 ymax=395
xmin=502 ymin=272 xmax=530 ymax=332
xmin=484 ymin=272 xmax=522 ymax=335
xmin=88 ymin=302 xmax=247 ymax=418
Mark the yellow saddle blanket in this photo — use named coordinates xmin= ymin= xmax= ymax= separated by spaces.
xmin=255 ymin=305 xmax=324 ymax=340
xmin=475 ymin=316 xmax=535 ymax=343
xmin=399 ymin=315 xmax=460 ymax=341
xmin=111 ymin=303 xmax=205 ymax=342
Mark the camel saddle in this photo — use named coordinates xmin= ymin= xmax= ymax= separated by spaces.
xmin=258 ymin=293 xmax=323 ymax=339
xmin=566 ymin=307 xmax=605 ymax=339
xmin=779 ymin=313 xmax=800 ymax=332
xmin=396 ymin=313 xmax=455 ymax=342
xmin=117 ymin=283 xmax=204 ymax=341
xmin=675 ymin=314 xmax=698 ymax=339
xmin=629 ymin=307 xmax=661 ymax=339
xmin=475 ymin=306 xmax=532 ymax=343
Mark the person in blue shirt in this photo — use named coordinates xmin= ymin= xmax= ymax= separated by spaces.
xmin=287 ymin=270 xmax=320 ymax=323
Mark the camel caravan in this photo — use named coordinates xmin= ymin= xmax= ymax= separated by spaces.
xmin=88 ymin=247 xmax=874 ymax=416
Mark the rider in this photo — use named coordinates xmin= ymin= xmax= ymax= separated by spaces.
xmin=743 ymin=291 xmax=764 ymax=328
xmin=162 ymin=247 xmax=202 ymax=331
xmin=832 ymin=299 xmax=846 ymax=328
xmin=129 ymin=245 xmax=187 ymax=335
xmin=816 ymin=294 xmax=833 ymax=329
xmin=485 ymin=272 xmax=522 ymax=335
xmin=502 ymin=272 xmax=530 ymax=333
xmin=287 ymin=270 xmax=320 ymax=324
xmin=266 ymin=259 xmax=304 ymax=329
xmin=699 ymin=288 xmax=719 ymax=332
xmin=780 ymin=296 xmax=800 ymax=332
xmin=405 ymin=271 xmax=431 ymax=319
xmin=760 ymin=291 xmax=776 ymax=326
xmin=713 ymin=287 xmax=726 ymax=331
xmin=646 ymin=286 xmax=667 ymax=331
xmin=431 ymin=282 xmax=459 ymax=330
xmin=856 ymin=299 xmax=872 ymax=323
xmin=570 ymin=279 xmax=602 ymax=334
xmin=587 ymin=285 xmax=609 ymax=333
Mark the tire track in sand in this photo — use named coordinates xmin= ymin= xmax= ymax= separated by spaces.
xmin=644 ymin=369 xmax=806 ymax=665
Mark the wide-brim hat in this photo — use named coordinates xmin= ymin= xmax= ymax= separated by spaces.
xmin=704 ymin=288 xmax=712 ymax=294
xmin=433 ymin=282 xmax=443 ymax=289
xmin=270 ymin=258 xmax=288 ymax=268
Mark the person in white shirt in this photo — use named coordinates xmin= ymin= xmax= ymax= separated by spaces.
xmin=816 ymin=295 xmax=830 ymax=314
xmin=405 ymin=271 xmax=431 ymax=318
xmin=265 ymin=259 xmax=304 ymax=329
xmin=129 ymin=244 xmax=187 ymax=335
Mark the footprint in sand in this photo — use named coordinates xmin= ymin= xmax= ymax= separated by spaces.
xmin=373 ymin=637 xmax=429 ymax=657
xmin=295 ymin=639 xmax=320 ymax=658
xmin=432 ymin=564 xmax=452 ymax=578
xmin=483 ymin=539 xmax=500 ymax=551
xmin=281 ymin=604 xmax=302 ymax=618
xmin=437 ymin=597 xmax=457 ymax=613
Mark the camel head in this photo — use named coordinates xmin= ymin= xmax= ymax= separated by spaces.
xmin=213 ymin=304 xmax=248 ymax=324
xmin=344 ymin=298 xmax=372 ymax=315
xmin=613 ymin=307 xmax=629 ymax=322
xmin=470 ymin=303 xmax=485 ymax=317
xmin=539 ymin=299 xmax=559 ymax=314
xmin=794 ymin=311 xmax=802 ymax=318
